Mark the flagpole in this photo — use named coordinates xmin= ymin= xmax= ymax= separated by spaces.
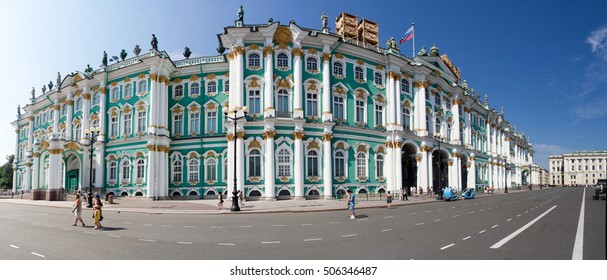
xmin=412 ymin=21 xmax=415 ymax=57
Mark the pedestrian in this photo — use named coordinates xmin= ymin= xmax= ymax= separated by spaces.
xmin=93 ymin=193 xmax=103 ymax=230
xmin=71 ymin=194 xmax=85 ymax=227
xmin=238 ymin=190 xmax=245 ymax=207
xmin=217 ymin=192 xmax=224 ymax=210
xmin=404 ymin=186 xmax=409 ymax=200
xmin=386 ymin=191 xmax=393 ymax=209
xmin=346 ymin=189 xmax=356 ymax=219
xmin=427 ymin=186 xmax=432 ymax=198
xmin=418 ymin=186 xmax=423 ymax=199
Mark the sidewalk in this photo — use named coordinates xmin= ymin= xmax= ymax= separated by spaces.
xmin=0 ymin=190 xmax=521 ymax=215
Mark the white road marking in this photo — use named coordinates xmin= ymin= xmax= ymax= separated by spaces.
xmin=122 ymin=222 xmax=132 ymax=225
xmin=31 ymin=252 xmax=45 ymax=258
xmin=329 ymin=221 xmax=341 ymax=224
xmin=341 ymin=234 xmax=358 ymax=238
xmin=385 ymin=216 xmax=394 ymax=219
xmin=440 ymin=243 xmax=455 ymax=250
xmin=425 ymin=210 xmax=431 ymax=213
xmin=139 ymin=239 xmax=156 ymax=242
xmin=469 ymin=211 xmax=475 ymax=214
xmin=144 ymin=224 xmax=154 ymax=227
xmin=410 ymin=213 xmax=417 ymax=215
xmin=492 ymin=225 xmax=499 ymax=228
xmin=357 ymin=218 xmax=368 ymax=221
xmin=261 ymin=241 xmax=281 ymax=244
xmin=108 ymin=235 xmax=120 ymax=238
xmin=463 ymin=236 xmax=471 ymax=241
xmin=211 ymin=226 xmax=223 ymax=229
xmin=177 ymin=242 xmax=193 ymax=245
xmin=480 ymin=209 xmax=485 ymax=212
xmin=218 ymin=243 xmax=236 ymax=246
xmin=525 ymin=211 xmax=529 ymax=213
xmin=184 ymin=226 xmax=196 ymax=228
xmin=434 ymin=219 xmax=441 ymax=222
xmin=516 ymin=214 xmax=521 ymax=217
xmin=239 ymin=225 xmax=252 ymax=228
xmin=479 ymin=230 xmax=487 ymax=234
xmin=161 ymin=225 xmax=172 ymax=228
xmin=9 ymin=245 xmax=19 ymax=249
xmin=572 ymin=188 xmax=586 ymax=260
xmin=507 ymin=218 xmax=512 ymax=222
xmin=415 ymin=222 xmax=425 ymax=226
xmin=452 ymin=215 xmax=460 ymax=218
xmin=491 ymin=205 xmax=558 ymax=249
xmin=273 ymin=224 xmax=287 ymax=227
xmin=304 ymin=238 xmax=323 ymax=242
xmin=381 ymin=229 xmax=392 ymax=232
xmin=301 ymin=224 xmax=313 ymax=226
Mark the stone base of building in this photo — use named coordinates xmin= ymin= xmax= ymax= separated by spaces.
xmin=264 ymin=197 xmax=277 ymax=201
xmin=31 ymin=189 xmax=45 ymax=200
xmin=45 ymin=189 xmax=64 ymax=201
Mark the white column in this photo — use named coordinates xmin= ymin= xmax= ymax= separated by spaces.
xmin=293 ymin=131 xmax=304 ymax=198
xmin=264 ymin=131 xmax=275 ymax=200
xmin=28 ymin=117 xmax=34 ymax=149
xmin=322 ymin=133 xmax=333 ymax=199
xmin=264 ymin=46 xmax=274 ymax=117
xmin=413 ymin=78 xmax=428 ymax=136
xmin=386 ymin=142 xmax=394 ymax=193
xmin=395 ymin=142 xmax=403 ymax=193
xmin=25 ymin=160 xmax=32 ymax=191
xmin=226 ymin=124 xmax=235 ymax=196
xmin=386 ymin=72 xmax=395 ymax=125
xmin=12 ymin=166 xmax=17 ymax=193
xmin=32 ymin=151 xmax=40 ymax=190
xmin=98 ymin=88 xmax=107 ymax=143
xmin=81 ymin=93 xmax=91 ymax=140
xmin=293 ymin=48 xmax=303 ymax=118
xmin=234 ymin=46 xmax=245 ymax=108
xmin=468 ymin=157 xmax=476 ymax=190
xmin=419 ymin=146 xmax=431 ymax=190
xmin=146 ymin=147 xmax=157 ymax=197
xmin=322 ymin=53 xmax=332 ymax=122
xmin=453 ymin=100 xmax=461 ymax=145
xmin=236 ymin=132 xmax=245 ymax=193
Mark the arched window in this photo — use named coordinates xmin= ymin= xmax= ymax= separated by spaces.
xmin=137 ymin=110 xmax=147 ymax=133
xmin=75 ymin=98 xmax=83 ymax=111
xmin=402 ymin=79 xmax=410 ymax=93
xmin=74 ymin=124 xmax=81 ymax=141
xmin=136 ymin=159 xmax=145 ymax=180
xmin=355 ymin=99 xmax=365 ymax=123
xmin=206 ymin=109 xmax=217 ymax=133
xmin=111 ymin=88 xmax=119 ymax=101
xmin=376 ymin=154 xmax=384 ymax=178
xmin=224 ymin=80 xmax=230 ymax=92
xmin=123 ymin=113 xmax=132 ymax=136
xmin=138 ymin=80 xmax=147 ymax=93
xmin=276 ymin=89 xmax=289 ymax=117
xmin=124 ymin=84 xmax=133 ymax=99
xmin=374 ymin=72 xmax=383 ymax=85
xmin=307 ymin=150 xmax=319 ymax=177
xmin=248 ymin=53 xmax=260 ymax=68
xmin=207 ymin=81 xmax=217 ymax=93
xmin=333 ymin=95 xmax=344 ymax=120
xmin=333 ymin=62 xmax=343 ymax=76
xmin=110 ymin=116 xmax=119 ymax=138
xmin=355 ymin=66 xmax=364 ymax=81
xmin=173 ymin=113 xmax=183 ymax=136
xmin=172 ymin=159 xmax=182 ymax=182
xmin=190 ymin=82 xmax=200 ymax=96
xmin=277 ymin=148 xmax=291 ymax=177
xmin=306 ymin=57 xmax=318 ymax=72
xmin=206 ymin=158 xmax=217 ymax=181
xmin=435 ymin=93 xmax=441 ymax=105
xmin=248 ymin=89 xmax=261 ymax=115
xmin=248 ymin=149 xmax=261 ymax=177
xmin=334 ymin=151 xmax=346 ymax=177
xmin=222 ymin=158 xmax=228 ymax=182
xmin=277 ymin=53 xmax=289 ymax=68
xmin=435 ymin=118 xmax=441 ymax=134
xmin=109 ymin=161 xmax=117 ymax=181
xmin=403 ymin=108 xmax=411 ymax=131
xmin=447 ymin=122 xmax=452 ymax=141
xmin=92 ymin=92 xmax=100 ymax=106
xmin=174 ymin=85 xmax=183 ymax=98
xmin=356 ymin=152 xmax=367 ymax=178
xmin=306 ymin=91 xmax=318 ymax=117
xmin=374 ymin=104 xmax=383 ymax=127
xmin=189 ymin=111 xmax=200 ymax=135
xmin=121 ymin=159 xmax=131 ymax=182
xmin=189 ymin=158 xmax=199 ymax=182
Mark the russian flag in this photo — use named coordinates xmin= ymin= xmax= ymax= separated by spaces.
xmin=399 ymin=25 xmax=414 ymax=44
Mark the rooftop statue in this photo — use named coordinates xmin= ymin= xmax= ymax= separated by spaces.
xmin=237 ymin=6 xmax=244 ymax=21
xmin=417 ymin=46 xmax=427 ymax=56
xmin=120 ymin=49 xmax=127 ymax=61
xmin=151 ymin=34 xmax=158 ymax=50
xmin=133 ymin=44 xmax=141 ymax=56
xmin=102 ymin=51 xmax=108 ymax=66
xmin=217 ymin=44 xmax=225 ymax=54
xmin=31 ymin=87 xmax=35 ymax=99
xmin=462 ymin=80 xmax=468 ymax=90
xmin=268 ymin=18 xmax=273 ymax=24
xmin=484 ymin=94 xmax=488 ymax=104
xmin=321 ymin=12 xmax=328 ymax=29
xmin=429 ymin=45 xmax=439 ymax=56
xmin=42 ymin=85 xmax=46 ymax=94
xmin=386 ymin=37 xmax=398 ymax=50
xmin=17 ymin=105 xmax=21 ymax=116
xmin=183 ymin=47 xmax=192 ymax=59
xmin=85 ymin=64 xmax=93 ymax=75
xmin=56 ymin=72 xmax=62 ymax=90
xmin=48 ymin=81 xmax=54 ymax=91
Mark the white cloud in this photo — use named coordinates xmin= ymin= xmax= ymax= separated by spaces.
xmin=533 ymin=143 xmax=571 ymax=169
xmin=571 ymin=94 xmax=607 ymax=120
xmin=587 ymin=25 xmax=607 ymax=60
xmin=572 ymin=26 xmax=607 ymax=120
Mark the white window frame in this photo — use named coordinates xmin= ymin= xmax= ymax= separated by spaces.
xmin=138 ymin=80 xmax=148 ymax=93
xmin=248 ymin=149 xmax=262 ymax=178
xmin=120 ymin=159 xmax=131 ymax=183
xmin=374 ymin=103 xmax=384 ymax=127
xmin=332 ymin=61 xmax=344 ymax=78
xmin=247 ymin=52 xmax=262 ymax=70
xmin=374 ymin=71 xmax=384 ymax=87
xmin=111 ymin=87 xmax=120 ymax=102
xmin=356 ymin=152 xmax=368 ymax=179
xmin=171 ymin=155 xmax=183 ymax=183
xmin=190 ymin=82 xmax=200 ymax=97
xmin=108 ymin=161 xmax=117 ymax=181
xmin=247 ymin=89 xmax=262 ymax=116
xmin=275 ymin=51 xmax=291 ymax=71
xmin=275 ymin=88 xmax=291 ymax=118
xmin=206 ymin=81 xmax=217 ymax=95
xmin=305 ymin=56 xmax=319 ymax=74
xmin=205 ymin=108 xmax=217 ymax=134
xmin=205 ymin=158 xmax=218 ymax=182
xmin=110 ymin=116 xmax=119 ymax=138
xmin=137 ymin=110 xmax=147 ymax=134
xmin=276 ymin=147 xmax=292 ymax=178
xmin=174 ymin=85 xmax=184 ymax=99
xmin=136 ymin=158 xmax=146 ymax=182
xmin=354 ymin=65 xmax=365 ymax=82
xmin=306 ymin=149 xmax=320 ymax=177
xmin=188 ymin=158 xmax=200 ymax=183
xmin=334 ymin=150 xmax=347 ymax=178
xmin=172 ymin=112 xmax=184 ymax=136
xmin=122 ymin=112 xmax=132 ymax=136
xmin=305 ymin=91 xmax=319 ymax=118
xmin=376 ymin=154 xmax=384 ymax=178
xmin=92 ymin=92 xmax=100 ymax=106
xmin=124 ymin=83 xmax=133 ymax=99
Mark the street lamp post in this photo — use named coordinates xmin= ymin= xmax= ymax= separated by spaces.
xmin=85 ymin=126 xmax=101 ymax=208
xmin=433 ymin=133 xmax=444 ymax=199
xmin=504 ymin=159 xmax=509 ymax=194
xmin=223 ymin=106 xmax=248 ymax=212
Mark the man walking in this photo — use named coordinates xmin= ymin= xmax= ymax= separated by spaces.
xmin=346 ymin=189 xmax=356 ymax=219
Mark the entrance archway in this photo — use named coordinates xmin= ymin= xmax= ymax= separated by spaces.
xmin=64 ymin=154 xmax=81 ymax=193
xmin=461 ymin=156 xmax=468 ymax=190
xmin=401 ymin=143 xmax=417 ymax=195
xmin=432 ymin=149 xmax=449 ymax=193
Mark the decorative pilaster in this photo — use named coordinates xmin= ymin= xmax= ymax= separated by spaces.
xmin=452 ymin=99 xmax=461 ymax=145
xmin=263 ymin=129 xmax=276 ymax=200
xmin=468 ymin=155 xmax=476 ymax=191
xmin=413 ymin=77 xmax=429 ymax=137
xmin=293 ymin=118 xmax=305 ymax=199
xmin=322 ymin=132 xmax=333 ymax=199
xmin=264 ymin=45 xmax=275 ymax=117
xmin=419 ymin=145 xmax=433 ymax=190
xmin=322 ymin=51 xmax=332 ymax=122
xmin=293 ymin=47 xmax=303 ymax=118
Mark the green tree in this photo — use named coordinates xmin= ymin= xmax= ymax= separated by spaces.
xmin=0 ymin=155 xmax=15 ymax=189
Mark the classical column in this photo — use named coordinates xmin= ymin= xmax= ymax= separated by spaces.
xmin=293 ymin=47 xmax=303 ymax=118
xmin=234 ymin=46 xmax=245 ymax=108
xmin=146 ymin=144 xmax=157 ymax=198
xmin=98 ymin=87 xmax=107 ymax=142
xmin=47 ymin=141 xmax=64 ymax=200
xmin=413 ymin=78 xmax=428 ymax=137
xmin=225 ymin=125 xmax=235 ymax=197
xmin=386 ymin=71 xmax=395 ymax=125
xmin=236 ymin=130 xmax=245 ymax=193
xmin=464 ymin=107 xmax=471 ymax=147
xmin=263 ymin=130 xmax=276 ymax=200
xmin=447 ymin=160 xmax=455 ymax=189
xmin=452 ymin=99 xmax=461 ymax=145
xmin=31 ymin=149 xmax=40 ymax=191
xmin=27 ymin=116 xmax=34 ymax=150
xmin=52 ymin=99 xmax=60 ymax=135
xmin=322 ymin=132 xmax=333 ymax=199
xmin=263 ymin=45 xmax=275 ymax=117
xmin=395 ymin=73 xmax=402 ymax=126
xmin=293 ymin=129 xmax=305 ymax=199
xmin=468 ymin=156 xmax=476 ymax=191
xmin=11 ymin=165 xmax=17 ymax=193
xmin=322 ymin=52 xmax=332 ymax=122
xmin=385 ymin=140 xmax=394 ymax=194
xmin=81 ymin=92 xmax=91 ymax=141
xmin=419 ymin=145 xmax=432 ymax=190
xmin=394 ymin=141 xmax=403 ymax=194
xmin=24 ymin=159 xmax=32 ymax=191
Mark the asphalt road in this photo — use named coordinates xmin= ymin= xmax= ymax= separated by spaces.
xmin=0 ymin=187 xmax=604 ymax=260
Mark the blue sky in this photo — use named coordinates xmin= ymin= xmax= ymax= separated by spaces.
xmin=1 ymin=0 xmax=606 ymax=169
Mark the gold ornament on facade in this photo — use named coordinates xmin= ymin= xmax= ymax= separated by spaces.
xmin=279 ymin=176 xmax=290 ymax=183
xmin=52 ymin=104 xmax=61 ymax=110
xmin=307 ymin=48 xmax=318 ymax=55
xmin=322 ymin=53 xmax=331 ymax=62
xmin=433 ymin=70 xmax=441 ymax=77
xmin=149 ymin=73 xmax=158 ymax=81
xmin=447 ymin=161 xmax=453 ymax=166
xmin=123 ymin=107 xmax=132 ymax=114
xmin=249 ymin=140 xmax=261 ymax=150
xmin=336 ymin=142 xmax=345 ymax=149
xmin=159 ymin=75 xmax=169 ymax=85
xmin=293 ymin=131 xmax=305 ymax=139
xmin=227 ymin=52 xmax=235 ymax=60
xmin=334 ymin=53 xmax=344 ymax=59
xmin=249 ymin=177 xmax=261 ymax=183
xmin=92 ymin=85 xmax=99 ymax=92
xmin=413 ymin=81 xmax=430 ymax=88
xmin=278 ymin=78 xmax=290 ymax=88
xmin=375 ymin=64 xmax=384 ymax=70
xmin=99 ymin=87 xmax=106 ymax=94
xmin=273 ymin=26 xmax=293 ymax=45
xmin=64 ymin=141 xmax=80 ymax=151
xmin=307 ymin=141 xmax=319 ymax=150
xmin=307 ymin=81 xmax=317 ymax=91
xmin=292 ymin=48 xmax=303 ymax=57
xmin=187 ymin=75 xmax=198 ymax=82
xmin=249 ymin=44 xmax=260 ymax=50
xmin=236 ymin=131 xmax=246 ymax=139
xmin=28 ymin=116 xmax=34 ymax=121
xmin=404 ymin=72 xmax=412 ymax=79
xmin=322 ymin=133 xmax=333 ymax=142
xmin=49 ymin=149 xmax=64 ymax=155
xmin=173 ymin=107 xmax=183 ymax=114
xmin=357 ymin=145 xmax=367 ymax=152
xmin=33 ymin=152 xmax=40 ymax=158
xmin=110 ymin=81 xmax=118 ymax=87
xmin=124 ymin=77 xmax=131 ymax=83
xmin=263 ymin=46 xmax=274 ymax=56
xmin=81 ymin=93 xmax=91 ymax=100
xmin=205 ymin=74 xmax=216 ymax=80
xmin=234 ymin=46 xmax=246 ymax=55
xmin=385 ymin=142 xmax=393 ymax=148
xmin=262 ymin=131 xmax=276 ymax=139
xmin=420 ymin=146 xmax=432 ymax=152
xmin=249 ymin=77 xmax=260 ymax=88
xmin=172 ymin=78 xmax=182 ymax=84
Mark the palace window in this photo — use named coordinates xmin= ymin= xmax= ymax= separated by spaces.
xmin=123 ymin=113 xmax=132 ymax=136
xmin=124 ymin=84 xmax=133 ymax=99
xmin=138 ymin=81 xmax=147 ymax=93
xmin=188 ymin=158 xmax=199 ymax=182
xmin=403 ymin=108 xmax=411 ymax=131
xmin=248 ymin=149 xmax=262 ymax=177
xmin=121 ymin=159 xmax=131 ymax=182
xmin=206 ymin=158 xmax=217 ymax=182
xmin=173 ymin=113 xmax=183 ymax=136
xmin=355 ymin=100 xmax=365 ymax=124
xmin=402 ymin=79 xmax=410 ymax=93
xmin=74 ymin=124 xmax=81 ymax=141
xmin=111 ymin=88 xmax=119 ymax=101
xmin=61 ymin=104 xmax=67 ymax=117
xmin=224 ymin=80 xmax=230 ymax=93
xmin=174 ymin=85 xmax=183 ymax=98
xmin=277 ymin=53 xmax=289 ymax=69
xmin=248 ymin=90 xmax=261 ymax=115
xmin=75 ymin=98 xmax=83 ymax=111
xmin=376 ymin=154 xmax=384 ymax=178
xmin=435 ymin=93 xmax=441 ymax=106
xmin=355 ymin=66 xmax=364 ymax=81
xmin=276 ymin=89 xmax=290 ymax=117
xmin=109 ymin=161 xmax=117 ymax=181
xmin=206 ymin=110 xmax=217 ymax=133
xmin=333 ymin=96 xmax=344 ymax=120
xmin=333 ymin=62 xmax=343 ymax=77
xmin=172 ymin=158 xmax=182 ymax=182
xmin=190 ymin=112 xmax=200 ymax=135
xmin=374 ymin=72 xmax=383 ymax=86
xmin=356 ymin=152 xmax=367 ymax=178
xmin=306 ymin=92 xmax=318 ymax=117
xmin=307 ymin=150 xmax=319 ymax=177
xmin=190 ymin=82 xmax=200 ymax=96
xmin=110 ymin=116 xmax=118 ymax=138
xmin=207 ymin=81 xmax=217 ymax=94
xmin=435 ymin=118 xmax=441 ymax=134
xmin=334 ymin=151 xmax=346 ymax=177
xmin=137 ymin=110 xmax=147 ymax=134
xmin=446 ymin=122 xmax=452 ymax=141
xmin=92 ymin=92 xmax=100 ymax=106
xmin=136 ymin=159 xmax=145 ymax=181
xmin=306 ymin=57 xmax=318 ymax=72
xmin=277 ymin=148 xmax=291 ymax=177
xmin=375 ymin=104 xmax=384 ymax=127
xmin=248 ymin=53 xmax=261 ymax=68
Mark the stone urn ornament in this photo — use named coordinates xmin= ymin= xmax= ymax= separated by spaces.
xmin=120 ymin=49 xmax=127 ymax=61
xmin=183 ymin=47 xmax=192 ymax=59
xmin=133 ymin=44 xmax=141 ymax=56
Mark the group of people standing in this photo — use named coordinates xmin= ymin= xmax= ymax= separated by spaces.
xmin=217 ymin=190 xmax=245 ymax=210
xmin=71 ymin=192 xmax=104 ymax=230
